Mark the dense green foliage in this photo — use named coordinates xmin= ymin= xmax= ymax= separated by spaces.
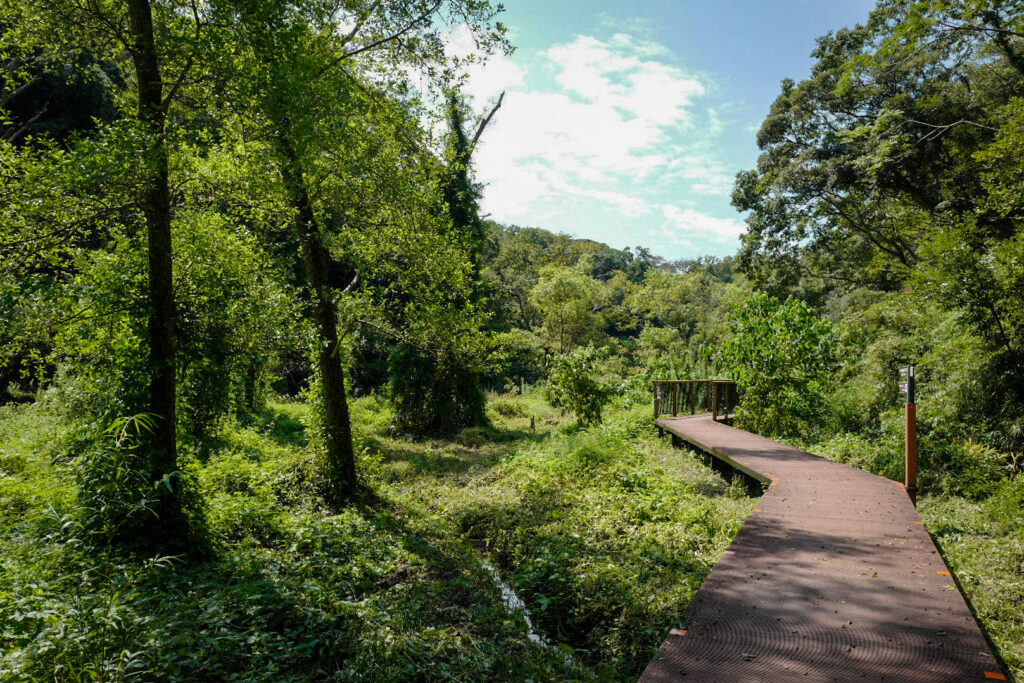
xmin=722 ymin=294 xmax=837 ymax=437
xmin=734 ymin=0 xmax=1024 ymax=450
xmin=4 ymin=0 xmax=1024 ymax=678
xmin=0 ymin=393 xmax=751 ymax=681
xmin=543 ymin=346 xmax=612 ymax=426
xmin=386 ymin=342 xmax=488 ymax=436
xmin=723 ymin=3 xmax=1024 ymax=675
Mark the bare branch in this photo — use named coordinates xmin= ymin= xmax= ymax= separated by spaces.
xmin=0 ymin=74 xmax=42 ymax=109
xmin=3 ymin=101 xmax=48 ymax=142
xmin=466 ymin=90 xmax=503 ymax=157
xmin=354 ymin=316 xmax=431 ymax=353
xmin=909 ymin=117 xmax=998 ymax=144
xmin=936 ymin=19 xmax=1024 ymax=41
xmin=341 ymin=273 xmax=360 ymax=295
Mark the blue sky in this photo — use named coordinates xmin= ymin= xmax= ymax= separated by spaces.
xmin=455 ymin=0 xmax=876 ymax=260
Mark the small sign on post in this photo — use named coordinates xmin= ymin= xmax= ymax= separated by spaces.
xmin=900 ymin=365 xmax=917 ymax=505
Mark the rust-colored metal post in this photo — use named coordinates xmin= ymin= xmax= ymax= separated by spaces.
xmin=712 ymin=382 xmax=719 ymax=421
xmin=900 ymin=365 xmax=918 ymax=506
xmin=653 ymin=382 xmax=660 ymax=420
xmin=690 ymin=381 xmax=696 ymax=414
xmin=906 ymin=401 xmax=917 ymax=505
xmin=672 ymin=382 xmax=678 ymax=416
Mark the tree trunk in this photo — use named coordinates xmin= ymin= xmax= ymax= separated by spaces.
xmin=127 ymin=0 xmax=184 ymax=534
xmin=243 ymin=363 xmax=260 ymax=414
xmin=276 ymin=134 xmax=356 ymax=500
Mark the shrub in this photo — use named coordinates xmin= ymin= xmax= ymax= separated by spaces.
xmin=722 ymin=293 xmax=836 ymax=438
xmin=386 ymin=343 xmax=488 ymax=436
xmin=813 ymin=431 xmax=903 ymax=481
xmin=544 ymin=346 xmax=611 ymax=426
xmin=76 ymin=414 xmax=205 ymax=551
xmin=490 ymin=396 xmax=526 ymax=418
xmin=925 ymin=440 xmax=1009 ymax=500
xmin=458 ymin=426 xmax=489 ymax=447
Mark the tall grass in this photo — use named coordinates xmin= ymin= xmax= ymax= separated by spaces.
xmin=0 ymin=393 xmax=753 ymax=681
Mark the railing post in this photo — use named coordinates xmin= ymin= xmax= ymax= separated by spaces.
xmin=651 ymin=378 xmax=738 ymax=421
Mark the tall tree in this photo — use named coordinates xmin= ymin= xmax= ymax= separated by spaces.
xmin=214 ymin=0 xmax=506 ymax=498
xmin=737 ymin=0 xmax=1024 ymax=447
xmin=126 ymin=0 xmax=182 ymax=535
xmin=442 ymin=89 xmax=503 ymax=277
xmin=386 ymin=89 xmax=504 ymax=437
xmin=3 ymin=0 xmax=206 ymax=546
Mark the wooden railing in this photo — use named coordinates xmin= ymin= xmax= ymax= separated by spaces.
xmin=653 ymin=379 xmax=738 ymax=422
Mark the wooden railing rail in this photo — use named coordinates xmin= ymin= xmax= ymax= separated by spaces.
xmin=653 ymin=379 xmax=738 ymax=422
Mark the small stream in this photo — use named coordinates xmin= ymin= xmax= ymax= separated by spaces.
xmin=480 ymin=559 xmax=576 ymax=666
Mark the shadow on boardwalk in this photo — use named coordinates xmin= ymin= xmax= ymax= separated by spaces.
xmin=641 ymin=415 xmax=1004 ymax=682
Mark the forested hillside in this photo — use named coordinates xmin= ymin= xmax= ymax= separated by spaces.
xmin=2 ymin=0 xmax=1023 ymax=680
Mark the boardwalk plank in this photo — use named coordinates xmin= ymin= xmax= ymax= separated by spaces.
xmin=640 ymin=415 xmax=1003 ymax=682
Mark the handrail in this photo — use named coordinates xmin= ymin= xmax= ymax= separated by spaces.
xmin=653 ymin=379 xmax=738 ymax=422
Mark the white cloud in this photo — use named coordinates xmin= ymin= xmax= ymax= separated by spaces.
xmin=451 ymin=29 xmax=742 ymax=254
xmin=659 ymin=205 xmax=745 ymax=240
xmin=661 ymin=153 xmax=734 ymax=196
xmin=607 ymin=32 xmax=671 ymax=58
xmin=446 ymin=25 xmax=526 ymax=103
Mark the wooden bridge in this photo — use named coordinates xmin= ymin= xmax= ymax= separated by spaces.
xmin=642 ymin=385 xmax=1005 ymax=682
xmin=653 ymin=379 xmax=739 ymax=423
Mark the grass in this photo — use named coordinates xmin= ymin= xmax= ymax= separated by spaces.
xmin=0 ymin=391 xmax=753 ymax=681
xmin=370 ymin=398 xmax=754 ymax=677
xmin=920 ymin=482 xmax=1024 ymax=679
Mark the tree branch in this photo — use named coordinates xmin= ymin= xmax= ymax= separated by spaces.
xmin=338 ymin=0 xmax=381 ymax=48
xmin=909 ymin=117 xmax=998 ymax=143
xmin=3 ymin=102 xmax=49 ymax=142
xmin=317 ymin=0 xmax=442 ymax=77
xmin=354 ymin=316 xmax=431 ymax=354
xmin=0 ymin=74 xmax=42 ymax=109
xmin=466 ymin=90 xmax=503 ymax=157
xmin=937 ymin=19 xmax=1024 ymax=41
xmin=161 ymin=0 xmax=203 ymax=109
xmin=337 ymin=66 xmax=434 ymax=159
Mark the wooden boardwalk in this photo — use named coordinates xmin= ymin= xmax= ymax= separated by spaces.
xmin=641 ymin=415 xmax=1005 ymax=682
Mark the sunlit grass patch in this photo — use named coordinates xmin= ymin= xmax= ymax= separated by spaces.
xmin=375 ymin=400 xmax=755 ymax=679
xmin=920 ymin=482 xmax=1024 ymax=680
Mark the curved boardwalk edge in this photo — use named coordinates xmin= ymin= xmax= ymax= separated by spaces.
xmin=641 ymin=415 xmax=1006 ymax=682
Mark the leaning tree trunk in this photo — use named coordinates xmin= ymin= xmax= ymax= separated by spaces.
xmin=277 ymin=135 xmax=356 ymax=501
xmin=127 ymin=0 xmax=185 ymax=538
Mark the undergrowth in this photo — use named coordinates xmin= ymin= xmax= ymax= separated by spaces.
xmin=371 ymin=401 xmax=753 ymax=678
xmin=0 ymin=392 xmax=752 ymax=681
